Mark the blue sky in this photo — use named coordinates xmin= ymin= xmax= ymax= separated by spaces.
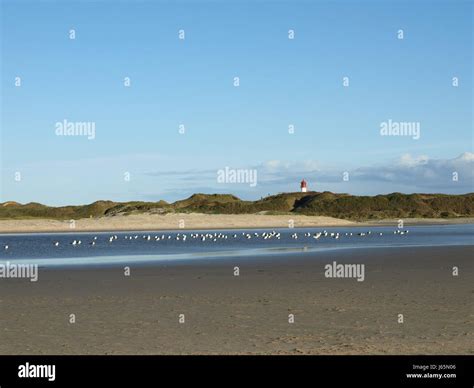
xmin=1 ymin=0 xmax=473 ymax=205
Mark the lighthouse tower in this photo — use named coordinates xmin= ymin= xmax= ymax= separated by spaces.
xmin=300 ymin=179 xmax=308 ymax=193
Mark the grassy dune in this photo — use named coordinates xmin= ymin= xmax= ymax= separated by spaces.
xmin=1 ymin=192 xmax=473 ymax=221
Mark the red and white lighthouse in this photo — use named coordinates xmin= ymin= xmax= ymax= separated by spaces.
xmin=300 ymin=179 xmax=307 ymax=193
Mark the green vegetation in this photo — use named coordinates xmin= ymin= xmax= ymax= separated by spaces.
xmin=1 ymin=192 xmax=473 ymax=221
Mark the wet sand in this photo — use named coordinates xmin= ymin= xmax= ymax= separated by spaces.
xmin=0 ymin=246 xmax=472 ymax=355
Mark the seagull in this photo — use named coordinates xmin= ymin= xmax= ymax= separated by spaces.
xmin=54 ymin=241 xmax=59 ymax=246
xmin=4 ymin=245 xmax=8 ymax=250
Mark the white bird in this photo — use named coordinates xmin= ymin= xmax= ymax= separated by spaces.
xmin=4 ymin=245 xmax=8 ymax=250
xmin=54 ymin=241 xmax=59 ymax=246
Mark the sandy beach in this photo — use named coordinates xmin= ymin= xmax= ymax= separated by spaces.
xmin=0 ymin=245 xmax=472 ymax=355
xmin=1 ymin=213 xmax=473 ymax=234
xmin=0 ymin=213 xmax=356 ymax=233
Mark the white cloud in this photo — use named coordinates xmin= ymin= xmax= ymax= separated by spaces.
xmin=256 ymin=153 xmax=474 ymax=193
xmin=398 ymin=154 xmax=429 ymax=167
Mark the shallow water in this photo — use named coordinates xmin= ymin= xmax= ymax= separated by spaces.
xmin=0 ymin=224 xmax=473 ymax=267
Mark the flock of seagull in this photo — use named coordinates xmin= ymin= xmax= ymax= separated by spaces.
xmin=2 ymin=229 xmax=410 ymax=251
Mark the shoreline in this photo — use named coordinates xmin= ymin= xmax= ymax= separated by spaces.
xmin=5 ymin=243 xmax=473 ymax=270
xmin=0 ymin=213 xmax=473 ymax=234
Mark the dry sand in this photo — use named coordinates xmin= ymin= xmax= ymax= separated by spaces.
xmin=0 ymin=213 xmax=356 ymax=233
xmin=0 ymin=246 xmax=472 ymax=355
xmin=1 ymin=213 xmax=473 ymax=234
